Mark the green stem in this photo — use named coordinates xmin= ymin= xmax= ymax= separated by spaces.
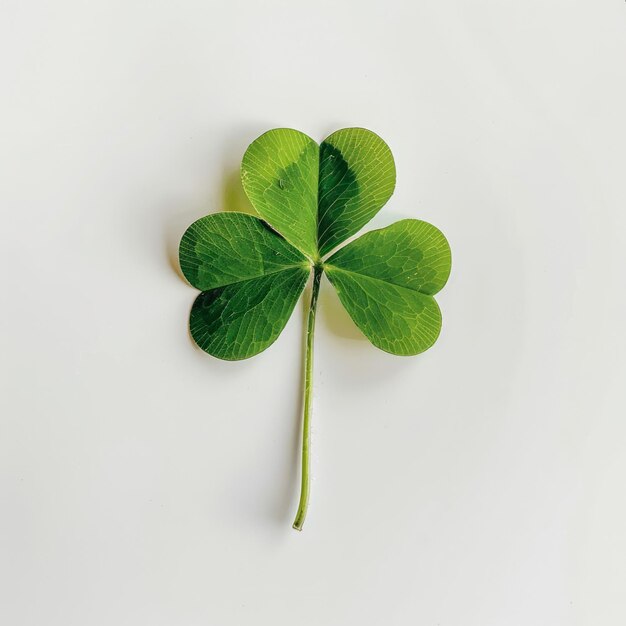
xmin=292 ymin=263 xmax=323 ymax=531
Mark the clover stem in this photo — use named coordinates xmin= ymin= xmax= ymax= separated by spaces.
xmin=292 ymin=263 xmax=323 ymax=531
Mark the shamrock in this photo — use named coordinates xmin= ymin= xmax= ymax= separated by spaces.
xmin=178 ymin=128 xmax=452 ymax=530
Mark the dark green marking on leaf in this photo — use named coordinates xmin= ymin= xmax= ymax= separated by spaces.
xmin=317 ymin=142 xmax=359 ymax=255
xmin=317 ymin=128 xmax=396 ymax=257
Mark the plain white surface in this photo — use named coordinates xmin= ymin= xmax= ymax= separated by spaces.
xmin=1 ymin=1 xmax=625 ymax=624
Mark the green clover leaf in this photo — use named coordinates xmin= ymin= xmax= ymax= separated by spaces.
xmin=178 ymin=128 xmax=452 ymax=530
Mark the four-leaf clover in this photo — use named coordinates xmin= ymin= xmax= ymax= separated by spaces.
xmin=179 ymin=128 xmax=452 ymax=530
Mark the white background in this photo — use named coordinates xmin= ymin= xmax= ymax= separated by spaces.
xmin=1 ymin=1 xmax=625 ymax=624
